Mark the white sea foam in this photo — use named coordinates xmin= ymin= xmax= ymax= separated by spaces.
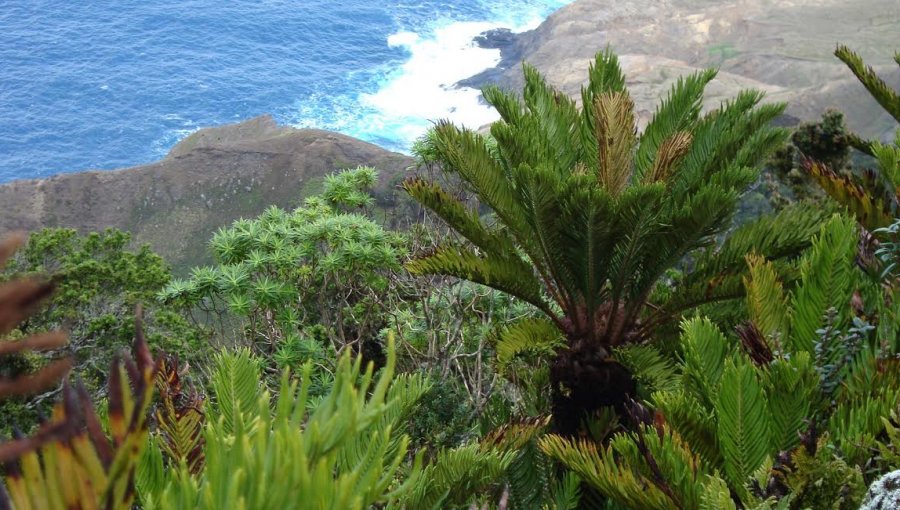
xmin=360 ymin=20 xmax=506 ymax=142
xmin=288 ymin=1 xmax=573 ymax=153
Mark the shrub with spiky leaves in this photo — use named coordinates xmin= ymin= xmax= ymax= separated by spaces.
xmin=161 ymin=167 xmax=406 ymax=365
xmin=405 ymin=48 xmax=825 ymax=433
xmin=137 ymin=335 xmax=516 ymax=510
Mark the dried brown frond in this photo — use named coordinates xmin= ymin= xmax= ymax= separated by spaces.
xmin=595 ymin=91 xmax=636 ymax=196
xmin=154 ymin=353 xmax=206 ymax=474
xmin=481 ymin=415 xmax=550 ymax=452
xmin=736 ymin=322 xmax=774 ymax=366
xmin=644 ymin=131 xmax=693 ymax=184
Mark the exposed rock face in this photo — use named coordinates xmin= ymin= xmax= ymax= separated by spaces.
xmin=0 ymin=115 xmax=413 ymax=271
xmin=463 ymin=0 xmax=899 ymax=139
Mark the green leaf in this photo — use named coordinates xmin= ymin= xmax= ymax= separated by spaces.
xmin=209 ymin=348 xmax=263 ymax=436
xmin=716 ymin=358 xmax=771 ymax=500
xmin=788 ymin=214 xmax=857 ymax=354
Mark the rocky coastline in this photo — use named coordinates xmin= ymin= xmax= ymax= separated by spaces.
xmin=0 ymin=0 xmax=898 ymax=270
xmin=461 ymin=0 xmax=899 ymax=137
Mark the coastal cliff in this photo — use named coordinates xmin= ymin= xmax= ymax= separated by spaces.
xmin=0 ymin=115 xmax=413 ymax=270
xmin=464 ymin=0 xmax=899 ymax=139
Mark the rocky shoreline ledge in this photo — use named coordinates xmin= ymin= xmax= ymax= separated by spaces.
xmin=461 ymin=0 xmax=899 ymax=137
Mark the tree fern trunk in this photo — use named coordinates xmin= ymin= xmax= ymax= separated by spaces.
xmin=549 ymin=338 xmax=636 ymax=436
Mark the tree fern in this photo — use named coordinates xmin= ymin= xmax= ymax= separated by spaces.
xmin=407 ymin=48 xmax=813 ymax=430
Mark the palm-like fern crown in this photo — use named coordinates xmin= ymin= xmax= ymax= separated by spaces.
xmin=406 ymin=49 xmax=808 ymax=347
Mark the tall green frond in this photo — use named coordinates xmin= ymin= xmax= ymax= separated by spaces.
xmin=538 ymin=435 xmax=680 ymax=510
xmin=494 ymin=317 xmax=565 ymax=371
xmin=615 ymin=344 xmax=680 ymax=394
xmin=762 ymin=353 xmax=818 ymax=452
xmin=209 ymin=348 xmax=263 ymax=436
xmin=788 ymin=215 xmax=857 ymax=355
xmin=660 ymin=202 xmax=827 ymax=320
xmin=431 ymin=122 xmax=529 ymax=236
xmin=654 ymin=390 xmax=723 ymax=469
xmin=834 ymin=45 xmax=900 ymax=123
xmin=401 ymin=176 xmax=519 ymax=258
xmin=716 ymin=359 xmax=771 ymax=499
xmin=402 ymin=444 xmax=515 ymax=509
xmin=405 ymin=243 xmax=549 ymax=314
xmin=743 ymin=254 xmax=789 ymax=341
xmin=679 ymin=318 xmax=732 ymax=409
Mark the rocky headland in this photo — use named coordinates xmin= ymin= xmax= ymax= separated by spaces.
xmin=0 ymin=115 xmax=413 ymax=270
xmin=464 ymin=0 xmax=899 ymax=139
xmin=1 ymin=0 xmax=897 ymax=270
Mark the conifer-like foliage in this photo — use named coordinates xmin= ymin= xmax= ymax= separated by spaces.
xmin=406 ymin=49 xmax=823 ymax=431
xmin=136 ymin=336 xmax=515 ymax=510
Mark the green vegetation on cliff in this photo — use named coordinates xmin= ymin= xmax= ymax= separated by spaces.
xmin=2 ymin=46 xmax=900 ymax=509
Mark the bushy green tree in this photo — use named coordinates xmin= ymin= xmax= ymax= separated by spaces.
xmin=161 ymin=167 xmax=406 ymax=370
xmin=0 ymin=228 xmax=207 ymax=433
xmin=405 ymin=49 xmax=825 ymax=433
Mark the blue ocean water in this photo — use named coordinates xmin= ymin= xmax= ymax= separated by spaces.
xmin=0 ymin=0 xmax=570 ymax=182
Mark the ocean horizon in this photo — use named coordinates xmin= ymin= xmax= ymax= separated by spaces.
xmin=0 ymin=0 xmax=571 ymax=183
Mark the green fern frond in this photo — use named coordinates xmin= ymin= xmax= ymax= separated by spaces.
xmin=209 ymin=347 xmax=263 ymax=436
xmin=634 ymin=68 xmax=718 ymax=180
xmin=656 ymin=202 xmax=825 ymax=321
xmin=743 ymin=254 xmax=789 ymax=342
xmin=834 ymin=45 xmax=899 ymax=123
xmin=679 ymin=317 xmax=732 ymax=409
xmin=715 ymin=358 xmax=771 ymax=500
xmin=699 ymin=475 xmax=739 ymax=510
xmin=401 ymin=176 xmax=519 ymax=259
xmin=539 ymin=435 xmax=678 ymax=510
xmin=761 ymin=353 xmax=818 ymax=452
xmin=504 ymin=441 xmax=554 ymax=510
xmin=615 ymin=344 xmax=681 ymax=394
xmin=653 ymin=391 xmax=723 ymax=469
xmin=788 ymin=215 xmax=857 ymax=355
xmin=403 ymin=443 xmax=515 ymax=509
xmin=406 ymin=243 xmax=549 ymax=314
xmin=550 ymin=471 xmax=582 ymax=510
xmin=493 ymin=317 xmax=565 ymax=372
